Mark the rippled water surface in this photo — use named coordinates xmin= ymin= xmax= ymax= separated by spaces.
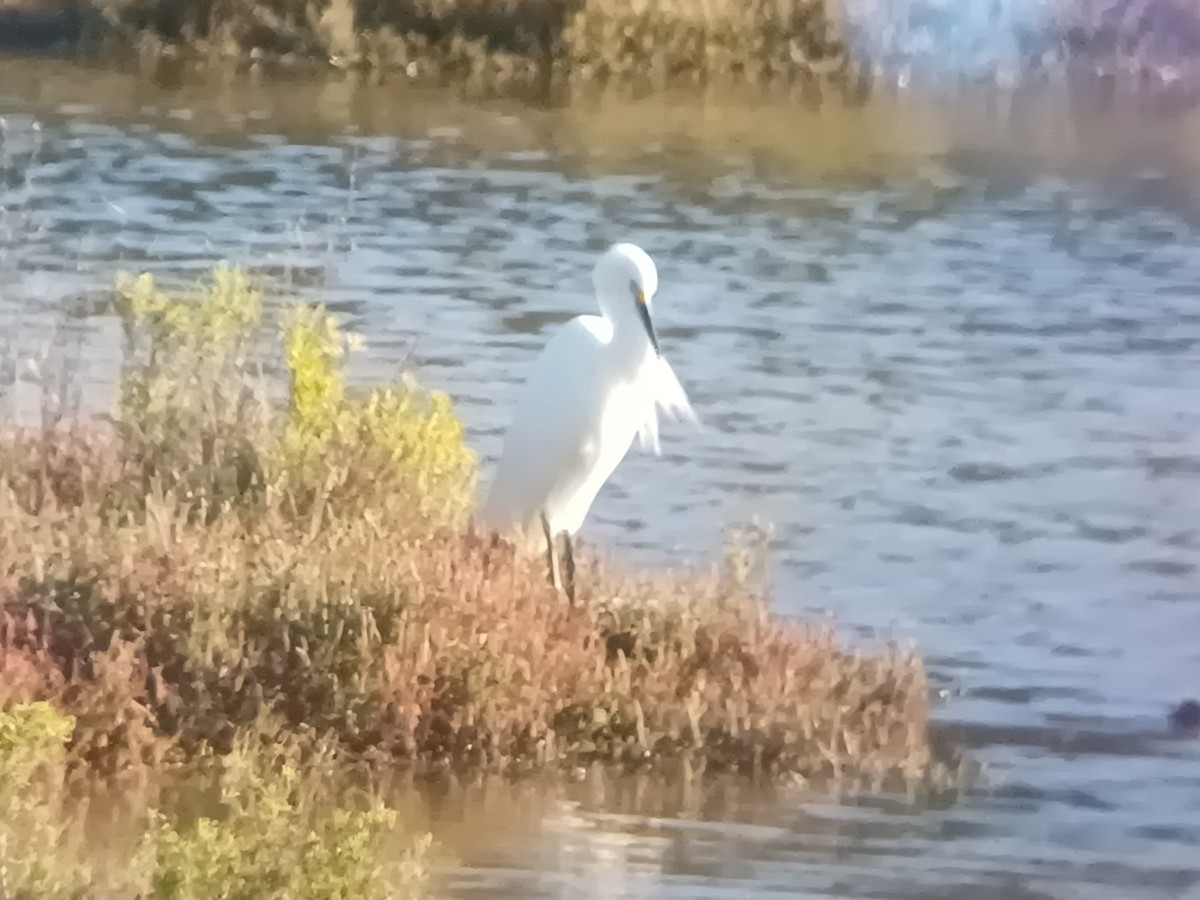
xmin=2 ymin=55 xmax=1199 ymax=900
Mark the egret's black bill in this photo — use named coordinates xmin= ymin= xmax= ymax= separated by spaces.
xmin=636 ymin=296 xmax=661 ymax=357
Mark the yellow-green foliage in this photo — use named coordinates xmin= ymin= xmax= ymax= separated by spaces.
xmin=280 ymin=304 xmax=474 ymax=522
xmin=114 ymin=266 xmax=268 ymax=514
xmin=0 ymin=703 xmax=89 ymax=900
xmin=117 ymin=266 xmax=263 ymax=349
xmin=145 ymin=734 xmax=428 ymax=900
xmin=352 ymin=381 xmax=474 ymax=515
xmin=0 ymin=700 xmax=75 ymax=778
xmin=283 ymin=305 xmax=349 ymax=447
xmin=0 ymin=705 xmax=432 ymax=900
xmin=112 ymin=267 xmax=474 ymax=525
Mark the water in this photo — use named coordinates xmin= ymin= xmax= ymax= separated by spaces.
xmin=2 ymin=56 xmax=1199 ymax=899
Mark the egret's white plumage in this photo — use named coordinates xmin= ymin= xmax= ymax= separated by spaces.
xmin=482 ymin=243 xmax=696 ymax=564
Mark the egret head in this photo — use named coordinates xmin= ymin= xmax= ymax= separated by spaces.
xmin=592 ymin=242 xmax=661 ymax=357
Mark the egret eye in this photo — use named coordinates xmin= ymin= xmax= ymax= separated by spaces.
xmin=631 ymin=280 xmax=645 ymax=305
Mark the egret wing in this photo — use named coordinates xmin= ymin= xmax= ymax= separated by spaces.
xmin=634 ymin=353 xmax=698 ymax=455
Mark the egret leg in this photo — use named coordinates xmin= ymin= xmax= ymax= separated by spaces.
xmin=540 ymin=512 xmax=562 ymax=592
xmin=563 ymin=532 xmax=577 ymax=604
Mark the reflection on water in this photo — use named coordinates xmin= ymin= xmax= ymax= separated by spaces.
xmin=1 ymin=54 xmax=1199 ymax=900
xmin=407 ymin=764 xmax=1200 ymax=900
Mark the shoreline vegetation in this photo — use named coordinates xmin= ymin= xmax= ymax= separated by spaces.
xmin=3 ymin=0 xmax=863 ymax=98
xmin=3 ymin=0 xmax=1200 ymax=101
xmin=0 ymin=267 xmax=953 ymax=896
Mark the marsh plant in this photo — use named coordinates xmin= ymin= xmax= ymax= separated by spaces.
xmin=0 ymin=702 xmax=89 ymax=899
xmin=0 ymin=703 xmax=430 ymax=899
xmin=143 ymin=726 xmax=431 ymax=900
xmin=0 ymin=265 xmax=944 ymax=896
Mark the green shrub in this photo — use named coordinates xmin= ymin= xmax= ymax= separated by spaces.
xmin=0 ymin=700 xmax=75 ymax=777
xmin=283 ymin=305 xmax=350 ymax=452
xmin=111 ymin=267 xmax=474 ymax=527
xmin=0 ymin=702 xmax=90 ymax=900
xmin=144 ymin=731 xmax=429 ymax=900
xmin=0 ymin=705 xmax=433 ymax=900
xmin=114 ymin=266 xmax=268 ymax=517
xmin=280 ymin=304 xmax=475 ymax=525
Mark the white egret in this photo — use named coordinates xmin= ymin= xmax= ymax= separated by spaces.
xmin=481 ymin=242 xmax=697 ymax=599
